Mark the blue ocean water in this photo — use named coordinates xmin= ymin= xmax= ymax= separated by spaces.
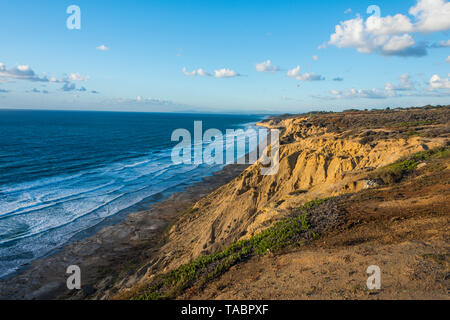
xmin=0 ymin=110 xmax=264 ymax=278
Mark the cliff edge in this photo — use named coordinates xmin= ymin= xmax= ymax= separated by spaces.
xmin=114 ymin=106 xmax=449 ymax=300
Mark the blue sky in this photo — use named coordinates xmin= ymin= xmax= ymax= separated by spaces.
xmin=0 ymin=0 xmax=449 ymax=113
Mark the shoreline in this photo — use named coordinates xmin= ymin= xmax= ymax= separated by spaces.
xmin=0 ymin=163 xmax=227 ymax=282
xmin=2 ymin=107 xmax=448 ymax=300
xmin=0 ymin=116 xmax=268 ymax=299
xmin=0 ymin=162 xmax=250 ymax=299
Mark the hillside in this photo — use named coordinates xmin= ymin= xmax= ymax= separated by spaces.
xmin=112 ymin=106 xmax=449 ymax=300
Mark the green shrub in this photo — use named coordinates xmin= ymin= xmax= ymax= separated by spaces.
xmin=369 ymin=146 xmax=449 ymax=184
xmin=135 ymin=198 xmax=330 ymax=300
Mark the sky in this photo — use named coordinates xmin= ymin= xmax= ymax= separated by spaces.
xmin=0 ymin=0 xmax=449 ymax=114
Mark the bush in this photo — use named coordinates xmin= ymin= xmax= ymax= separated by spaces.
xmin=369 ymin=146 xmax=449 ymax=184
xmin=135 ymin=198 xmax=330 ymax=300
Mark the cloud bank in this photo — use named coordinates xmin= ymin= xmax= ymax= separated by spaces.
xmin=318 ymin=73 xmax=450 ymax=100
xmin=0 ymin=63 xmax=59 ymax=82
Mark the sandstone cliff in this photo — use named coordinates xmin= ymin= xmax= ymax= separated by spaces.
xmin=116 ymin=106 xmax=449 ymax=300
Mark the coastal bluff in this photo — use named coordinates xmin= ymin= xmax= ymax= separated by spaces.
xmin=1 ymin=106 xmax=448 ymax=300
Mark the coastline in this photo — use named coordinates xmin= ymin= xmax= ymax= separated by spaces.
xmin=0 ymin=162 xmax=250 ymax=299
xmin=0 ymin=114 xmax=269 ymax=299
xmin=116 ymin=107 xmax=449 ymax=300
xmin=1 ymin=107 xmax=448 ymax=300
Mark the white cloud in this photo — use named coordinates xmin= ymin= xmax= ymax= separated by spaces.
xmin=0 ymin=63 xmax=54 ymax=82
xmin=296 ymin=73 xmax=325 ymax=81
xmin=96 ymin=45 xmax=109 ymax=51
xmin=327 ymin=0 xmax=450 ymax=57
xmin=409 ymin=0 xmax=450 ymax=32
xmin=182 ymin=67 xmax=197 ymax=76
xmin=124 ymin=96 xmax=176 ymax=106
xmin=255 ymin=60 xmax=280 ymax=72
xmin=344 ymin=8 xmax=352 ymax=14
xmin=336 ymin=87 xmax=450 ymax=99
xmin=287 ymin=65 xmax=301 ymax=78
xmin=182 ymin=67 xmax=212 ymax=77
xmin=68 ymin=73 xmax=89 ymax=82
xmin=446 ymin=56 xmax=450 ymax=63
xmin=197 ymin=68 xmax=212 ymax=77
xmin=287 ymin=66 xmax=325 ymax=81
xmin=312 ymin=55 xmax=319 ymax=61
xmin=365 ymin=14 xmax=414 ymax=35
xmin=214 ymin=68 xmax=239 ymax=78
xmin=439 ymin=40 xmax=450 ymax=47
xmin=318 ymin=73 xmax=449 ymax=100
xmin=62 ymin=82 xmax=76 ymax=92
xmin=382 ymin=34 xmax=416 ymax=52
xmin=429 ymin=74 xmax=450 ymax=89
xmin=430 ymin=39 xmax=450 ymax=48
xmin=330 ymin=88 xmax=391 ymax=99
xmin=385 ymin=74 xmax=415 ymax=91
xmin=183 ymin=67 xmax=239 ymax=78
xmin=0 ymin=62 xmax=99 ymax=94
xmin=328 ymin=16 xmax=423 ymax=56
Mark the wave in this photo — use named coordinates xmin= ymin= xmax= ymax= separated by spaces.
xmin=0 ymin=172 xmax=85 ymax=194
xmin=0 ymin=180 xmax=119 ymax=219
xmin=0 ymin=116 xmax=261 ymax=278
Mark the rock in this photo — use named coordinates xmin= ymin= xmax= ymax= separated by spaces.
xmin=363 ymin=179 xmax=380 ymax=189
xmin=417 ymin=163 xmax=427 ymax=169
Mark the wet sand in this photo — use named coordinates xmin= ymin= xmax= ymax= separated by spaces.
xmin=0 ymin=164 xmax=249 ymax=300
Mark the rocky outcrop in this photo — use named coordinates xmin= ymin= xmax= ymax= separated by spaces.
xmin=136 ymin=113 xmax=447 ymax=290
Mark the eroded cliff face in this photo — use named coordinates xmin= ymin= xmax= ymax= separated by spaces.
xmin=112 ymin=108 xmax=449 ymax=300
xmin=152 ymin=116 xmax=446 ymax=274
xmin=1 ymin=108 xmax=447 ymax=300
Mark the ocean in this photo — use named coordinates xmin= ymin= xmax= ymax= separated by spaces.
xmin=0 ymin=110 xmax=264 ymax=279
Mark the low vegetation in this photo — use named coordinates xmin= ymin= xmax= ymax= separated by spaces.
xmin=130 ymin=107 xmax=449 ymax=300
xmin=390 ymin=120 xmax=435 ymax=128
xmin=369 ymin=146 xmax=450 ymax=184
xmin=134 ymin=198 xmax=330 ymax=300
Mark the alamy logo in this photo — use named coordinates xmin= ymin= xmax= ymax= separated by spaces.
xmin=66 ymin=265 xmax=81 ymax=290
xmin=367 ymin=5 xmax=381 ymax=18
xmin=366 ymin=265 xmax=381 ymax=290
xmin=66 ymin=5 xmax=81 ymax=30
xmin=171 ymin=121 xmax=279 ymax=175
